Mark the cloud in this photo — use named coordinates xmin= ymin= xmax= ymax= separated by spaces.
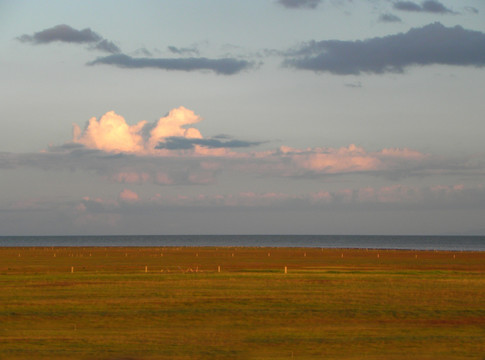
xmin=3 ymin=106 xmax=484 ymax=189
xmin=3 ymin=137 xmax=483 ymax=190
xmin=156 ymin=136 xmax=263 ymax=150
xmin=87 ymin=53 xmax=253 ymax=75
xmin=378 ymin=13 xmax=402 ymax=22
xmin=3 ymin=182 xmax=483 ymax=235
xmin=8 ymin=183 xmax=485 ymax=215
xmin=421 ymin=0 xmax=453 ymax=13
xmin=17 ymin=24 xmax=101 ymax=44
xmin=280 ymin=144 xmax=382 ymax=174
xmin=73 ymin=111 xmax=147 ymax=153
xmin=283 ymin=22 xmax=485 ymax=75
xmin=167 ymin=45 xmax=200 ymax=56
xmin=72 ymin=107 xmax=203 ymax=154
xmin=70 ymin=183 xmax=485 ymax=215
xmin=464 ymin=6 xmax=479 ymax=14
xmin=165 ymin=183 xmax=484 ymax=209
xmin=103 ymin=144 xmax=434 ymax=184
xmin=17 ymin=24 xmax=121 ymax=53
xmin=275 ymin=144 xmax=429 ymax=177
xmin=119 ymin=189 xmax=139 ymax=203
xmin=394 ymin=1 xmax=421 ymax=12
xmin=277 ymin=0 xmax=322 ymax=9
xmin=78 ymin=196 xmax=117 ymax=213
xmin=93 ymin=39 xmax=121 ymax=54
xmin=72 ymin=107 xmax=263 ymax=157
xmin=393 ymin=1 xmax=454 ymax=14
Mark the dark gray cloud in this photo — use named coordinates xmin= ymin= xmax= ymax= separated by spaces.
xmin=87 ymin=54 xmax=253 ymax=75
xmin=394 ymin=1 xmax=454 ymax=14
xmin=379 ymin=13 xmax=402 ymax=22
xmin=283 ymin=22 xmax=485 ymax=75
xmin=421 ymin=0 xmax=452 ymax=13
xmin=18 ymin=24 xmax=100 ymax=44
xmin=93 ymin=39 xmax=121 ymax=54
xmin=167 ymin=45 xmax=200 ymax=56
xmin=17 ymin=24 xmax=121 ymax=53
xmin=277 ymin=0 xmax=322 ymax=9
xmin=156 ymin=136 xmax=263 ymax=150
xmin=394 ymin=1 xmax=422 ymax=11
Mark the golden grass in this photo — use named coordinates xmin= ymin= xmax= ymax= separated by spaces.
xmin=0 ymin=247 xmax=484 ymax=359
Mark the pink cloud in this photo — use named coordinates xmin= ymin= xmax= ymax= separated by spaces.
xmin=277 ymin=144 xmax=427 ymax=175
xmin=118 ymin=189 xmax=139 ymax=202
xmin=379 ymin=148 xmax=426 ymax=159
xmin=73 ymin=111 xmax=146 ymax=153
xmin=147 ymin=107 xmax=202 ymax=150
xmin=299 ymin=151 xmax=381 ymax=173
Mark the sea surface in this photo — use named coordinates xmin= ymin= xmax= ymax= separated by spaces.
xmin=0 ymin=235 xmax=484 ymax=251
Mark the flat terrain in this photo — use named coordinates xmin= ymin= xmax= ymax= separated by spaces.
xmin=0 ymin=247 xmax=484 ymax=359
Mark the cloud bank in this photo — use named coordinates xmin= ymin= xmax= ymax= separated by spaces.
xmin=68 ymin=107 xmax=434 ymax=177
xmin=17 ymin=24 xmax=120 ymax=54
xmin=69 ymin=183 xmax=485 ymax=215
xmin=88 ymin=54 xmax=253 ymax=75
xmin=283 ymin=23 xmax=485 ymax=75
xmin=4 ymin=181 xmax=483 ymax=235
xmin=3 ymin=107 xmax=482 ymax=189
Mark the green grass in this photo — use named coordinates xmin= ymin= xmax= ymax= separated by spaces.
xmin=0 ymin=247 xmax=484 ymax=359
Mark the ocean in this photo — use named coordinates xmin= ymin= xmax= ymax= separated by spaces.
xmin=0 ymin=235 xmax=484 ymax=251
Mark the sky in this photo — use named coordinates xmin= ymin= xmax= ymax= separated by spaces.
xmin=1 ymin=0 xmax=485 ymax=236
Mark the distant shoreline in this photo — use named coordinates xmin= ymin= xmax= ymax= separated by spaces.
xmin=1 ymin=234 xmax=484 ymax=251
xmin=0 ymin=246 xmax=484 ymax=253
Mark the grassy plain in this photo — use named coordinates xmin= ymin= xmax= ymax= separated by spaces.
xmin=0 ymin=246 xmax=484 ymax=359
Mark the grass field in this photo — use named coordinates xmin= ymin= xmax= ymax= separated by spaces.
xmin=0 ymin=247 xmax=484 ymax=359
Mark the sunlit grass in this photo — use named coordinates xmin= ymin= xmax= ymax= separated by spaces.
xmin=0 ymin=247 xmax=484 ymax=359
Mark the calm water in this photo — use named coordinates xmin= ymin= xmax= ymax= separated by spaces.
xmin=0 ymin=235 xmax=484 ymax=251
